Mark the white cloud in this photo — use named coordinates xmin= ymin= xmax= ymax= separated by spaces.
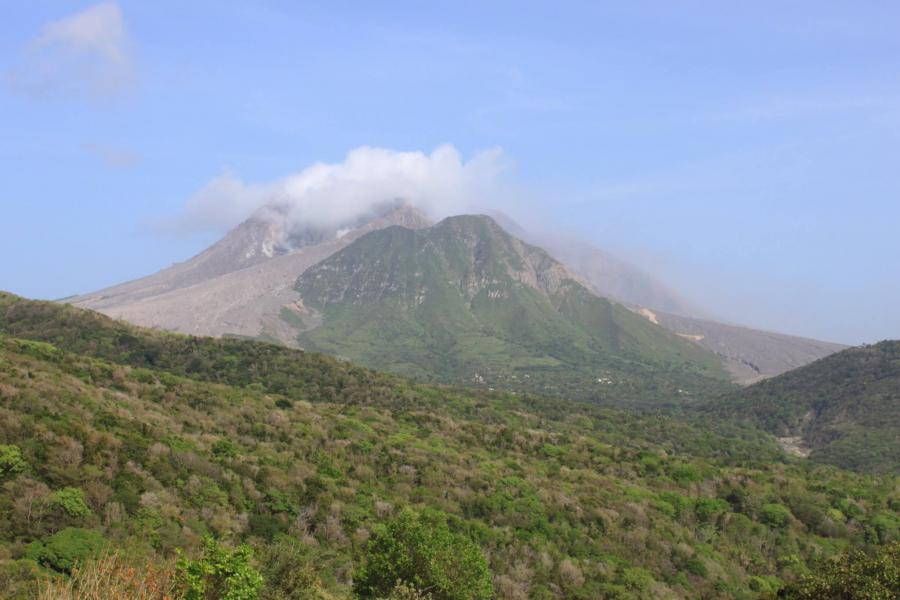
xmin=9 ymin=2 xmax=133 ymax=99
xmin=162 ymin=145 xmax=509 ymax=235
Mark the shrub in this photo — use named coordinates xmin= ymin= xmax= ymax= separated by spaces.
xmin=50 ymin=487 xmax=92 ymax=518
xmin=868 ymin=512 xmax=899 ymax=544
xmin=670 ymin=464 xmax=703 ymax=483
xmin=0 ymin=558 xmax=41 ymax=598
xmin=684 ymin=557 xmax=708 ymax=578
xmin=658 ymin=491 xmax=692 ymax=518
xmin=353 ymin=508 xmax=493 ymax=600
xmin=776 ymin=542 xmax=900 ymax=599
xmin=248 ymin=513 xmax=286 ymax=541
xmin=35 ymin=552 xmax=176 ymax=600
xmin=382 ymin=582 xmax=433 ymax=599
xmin=748 ymin=575 xmax=781 ymax=593
xmin=620 ymin=567 xmax=655 ymax=591
xmin=694 ymin=498 xmax=729 ymax=523
xmin=212 ymin=439 xmax=240 ymax=459
xmin=0 ymin=444 xmax=28 ymax=477
xmin=257 ymin=538 xmax=335 ymax=600
xmin=761 ymin=503 xmax=791 ymax=528
xmin=25 ymin=528 xmax=107 ymax=573
xmin=175 ymin=536 xmax=263 ymax=600
xmin=652 ymin=498 xmax=677 ymax=518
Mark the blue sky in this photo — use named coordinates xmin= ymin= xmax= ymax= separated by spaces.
xmin=1 ymin=1 xmax=898 ymax=344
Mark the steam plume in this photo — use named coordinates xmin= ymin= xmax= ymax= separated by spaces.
xmin=163 ymin=145 xmax=508 ymax=235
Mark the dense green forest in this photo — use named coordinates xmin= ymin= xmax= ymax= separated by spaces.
xmin=710 ymin=341 xmax=900 ymax=475
xmin=0 ymin=293 xmax=897 ymax=598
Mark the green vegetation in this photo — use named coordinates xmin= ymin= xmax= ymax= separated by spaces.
xmin=176 ymin=537 xmax=263 ymax=600
xmin=760 ymin=504 xmax=792 ymax=529
xmin=0 ymin=444 xmax=28 ymax=477
xmin=0 ymin=292 xmax=896 ymax=598
xmin=353 ymin=508 xmax=492 ymax=600
xmin=710 ymin=340 xmax=900 ymax=474
xmin=0 ymin=292 xmax=408 ymax=405
xmin=774 ymin=541 xmax=899 ymax=599
xmin=24 ymin=528 xmax=106 ymax=574
xmin=293 ymin=216 xmax=734 ymax=406
xmin=49 ymin=488 xmax=92 ymax=519
xmin=33 ymin=551 xmax=176 ymax=599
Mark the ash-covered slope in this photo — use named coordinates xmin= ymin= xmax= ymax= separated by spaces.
xmin=646 ymin=310 xmax=847 ymax=384
xmin=69 ymin=203 xmax=432 ymax=344
xmin=71 ymin=213 xmax=296 ymax=310
xmin=70 ymin=203 xmax=841 ymax=386
xmin=293 ymin=214 xmax=733 ymax=404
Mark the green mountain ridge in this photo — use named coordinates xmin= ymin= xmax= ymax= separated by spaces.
xmin=292 ymin=215 xmax=733 ymax=406
xmin=710 ymin=341 xmax=900 ymax=474
xmin=0 ymin=292 xmax=897 ymax=599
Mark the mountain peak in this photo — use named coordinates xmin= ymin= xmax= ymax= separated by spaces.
xmin=367 ymin=201 xmax=432 ymax=230
xmin=293 ymin=214 xmax=731 ymax=401
xmin=68 ymin=205 xmax=842 ymax=389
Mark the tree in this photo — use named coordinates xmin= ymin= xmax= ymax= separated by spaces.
xmin=776 ymin=542 xmax=900 ymax=600
xmin=0 ymin=444 xmax=27 ymax=478
xmin=762 ymin=503 xmax=792 ymax=529
xmin=49 ymin=487 xmax=92 ymax=518
xmin=175 ymin=536 xmax=263 ymax=600
xmin=353 ymin=508 xmax=493 ymax=600
xmin=24 ymin=528 xmax=106 ymax=573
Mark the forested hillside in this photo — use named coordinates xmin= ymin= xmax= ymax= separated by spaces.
xmin=711 ymin=341 xmax=900 ymax=474
xmin=293 ymin=216 xmax=732 ymax=406
xmin=0 ymin=293 xmax=897 ymax=599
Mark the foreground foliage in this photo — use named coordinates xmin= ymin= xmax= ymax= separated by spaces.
xmin=774 ymin=541 xmax=899 ymax=599
xmin=0 ymin=293 xmax=897 ymax=598
xmin=35 ymin=552 xmax=175 ymax=600
xmin=353 ymin=508 xmax=492 ymax=600
xmin=176 ymin=537 xmax=262 ymax=600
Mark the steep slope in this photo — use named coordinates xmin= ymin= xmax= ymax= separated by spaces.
xmin=69 ymin=204 xmax=432 ymax=344
xmin=70 ymin=213 xmax=295 ymax=309
xmin=542 ymin=238 xmax=698 ymax=317
xmin=293 ymin=215 xmax=733 ymax=405
xmin=70 ymin=205 xmax=841 ymax=386
xmin=0 ymin=293 xmax=896 ymax=599
xmin=484 ymin=211 xmax=697 ymax=317
xmin=709 ymin=341 xmax=900 ymax=474
xmin=487 ymin=212 xmax=844 ymax=383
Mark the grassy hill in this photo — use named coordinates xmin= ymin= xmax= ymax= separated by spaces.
xmin=708 ymin=341 xmax=900 ymax=474
xmin=0 ymin=292 xmax=897 ymax=599
xmin=293 ymin=216 xmax=733 ymax=406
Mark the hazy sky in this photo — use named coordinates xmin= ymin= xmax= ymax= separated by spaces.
xmin=1 ymin=1 xmax=898 ymax=344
